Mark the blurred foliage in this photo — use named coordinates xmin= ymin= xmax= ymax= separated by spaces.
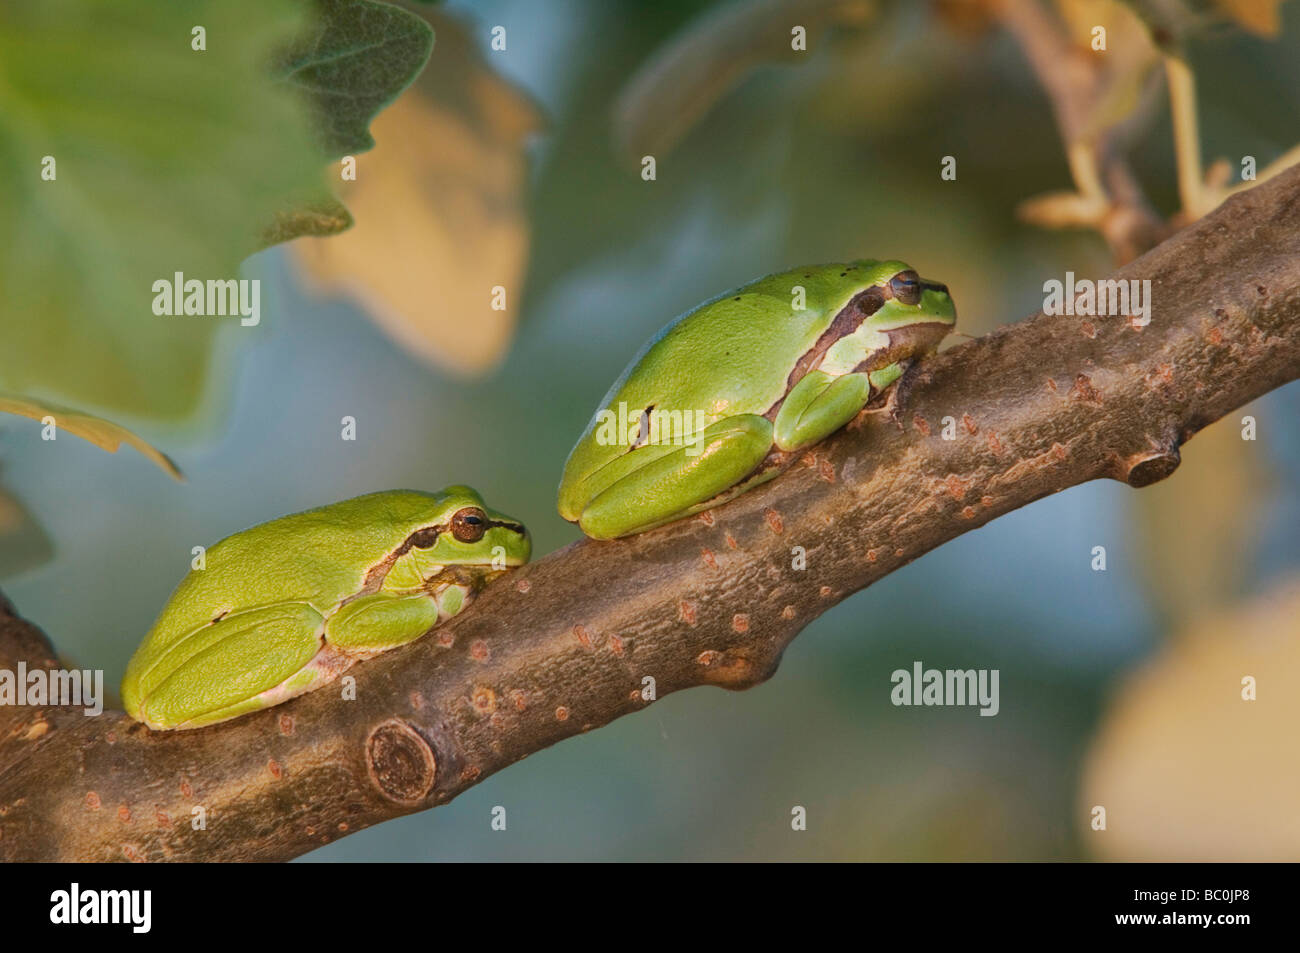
xmin=0 ymin=482 xmax=53 ymax=580
xmin=0 ymin=0 xmax=320 ymax=418
xmin=290 ymin=4 xmax=541 ymax=374
xmin=0 ymin=0 xmax=432 ymax=421
xmin=1082 ymin=576 xmax=1300 ymax=860
xmin=613 ymin=0 xmax=878 ymax=162
xmin=277 ymin=0 xmax=435 ymax=156
xmin=1120 ymin=0 xmax=1289 ymax=46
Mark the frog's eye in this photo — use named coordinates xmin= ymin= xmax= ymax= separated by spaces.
xmin=889 ymin=270 xmax=922 ymax=306
xmin=451 ymin=507 xmax=488 ymax=543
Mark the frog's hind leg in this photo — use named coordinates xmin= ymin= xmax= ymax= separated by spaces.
xmin=578 ymin=414 xmax=774 ymax=539
xmin=170 ymin=594 xmax=454 ymax=729
xmin=133 ymin=603 xmax=325 ymax=730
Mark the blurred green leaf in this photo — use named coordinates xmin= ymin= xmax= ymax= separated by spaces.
xmin=614 ymin=0 xmax=877 ymax=162
xmin=0 ymin=482 xmax=53 ymax=580
xmin=278 ymin=0 xmax=435 ymax=157
xmin=0 ymin=0 xmax=322 ymax=418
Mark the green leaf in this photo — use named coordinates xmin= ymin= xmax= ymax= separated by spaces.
xmin=614 ymin=0 xmax=877 ymax=162
xmin=0 ymin=393 xmax=182 ymax=480
xmin=278 ymin=0 xmax=436 ymax=157
xmin=0 ymin=0 xmax=324 ymax=418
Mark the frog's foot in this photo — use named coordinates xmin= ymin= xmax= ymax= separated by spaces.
xmin=255 ymin=643 xmax=358 ymax=707
xmin=861 ymin=360 xmax=914 ymax=430
xmin=577 ymin=415 xmax=775 ymax=539
xmin=883 ymin=358 xmax=915 ymax=429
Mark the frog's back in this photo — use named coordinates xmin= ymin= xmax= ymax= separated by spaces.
xmin=601 ymin=261 xmax=895 ymax=420
xmin=150 ymin=490 xmax=442 ymax=642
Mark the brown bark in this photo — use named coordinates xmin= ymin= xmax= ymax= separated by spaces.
xmin=2 ymin=166 xmax=1298 ymax=862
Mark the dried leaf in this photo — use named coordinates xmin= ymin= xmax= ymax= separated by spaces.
xmin=1016 ymin=190 xmax=1108 ymax=227
xmin=0 ymin=394 xmax=182 ymax=480
xmin=259 ymin=192 xmax=355 ymax=249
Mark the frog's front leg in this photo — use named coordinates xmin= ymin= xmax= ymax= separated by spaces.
xmin=869 ymin=360 xmax=913 ymax=429
xmin=579 ymin=415 xmax=774 ymax=539
xmin=324 ymin=590 xmax=452 ymax=654
xmin=772 ymin=369 xmax=874 ymax=451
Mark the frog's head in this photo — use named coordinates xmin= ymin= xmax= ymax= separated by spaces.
xmin=421 ymin=485 xmax=531 ymax=567
xmin=856 ymin=259 xmax=956 ymax=361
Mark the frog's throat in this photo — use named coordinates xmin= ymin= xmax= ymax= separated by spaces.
xmin=360 ymin=542 xmax=508 ymax=594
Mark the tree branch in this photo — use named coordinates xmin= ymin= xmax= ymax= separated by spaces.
xmin=2 ymin=166 xmax=1298 ymax=862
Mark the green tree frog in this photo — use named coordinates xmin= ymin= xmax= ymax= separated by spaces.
xmin=122 ymin=487 xmax=530 ymax=730
xmin=558 ymin=260 xmax=955 ymax=539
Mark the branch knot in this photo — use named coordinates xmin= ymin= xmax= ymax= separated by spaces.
xmin=366 ymin=720 xmax=437 ymax=806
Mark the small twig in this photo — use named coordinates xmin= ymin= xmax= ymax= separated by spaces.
xmin=997 ymin=0 xmax=1167 ymax=262
xmin=1165 ymin=53 xmax=1207 ymax=219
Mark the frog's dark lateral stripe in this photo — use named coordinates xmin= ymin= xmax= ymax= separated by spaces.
xmin=762 ymin=284 xmax=886 ymax=422
xmin=784 ymin=286 xmax=885 ymax=389
xmin=390 ymin=518 xmax=527 ymax=558
xmin=359 ymin=519 xmax=528 ymax=592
